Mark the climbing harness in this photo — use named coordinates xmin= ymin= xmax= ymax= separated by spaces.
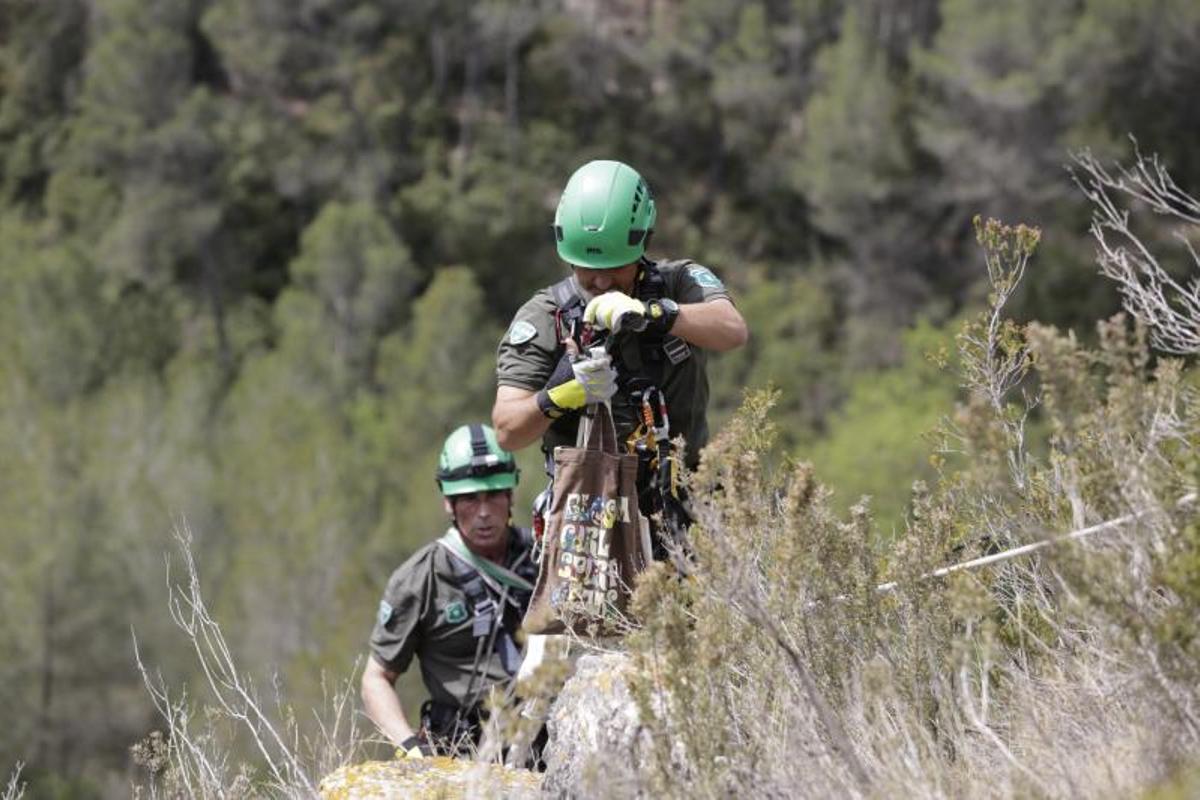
xmin=433 ymin=526 xmax=537 ymax=745
xmin=540 ymin=260 xmax=697 ymax=565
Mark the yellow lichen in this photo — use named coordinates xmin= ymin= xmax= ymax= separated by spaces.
xmin=318 ymin=758 xmax=542 ymax=800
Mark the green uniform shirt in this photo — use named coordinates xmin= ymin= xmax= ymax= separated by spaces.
xmin=496 ymin=259 xmax=731 ymax=468
xmin=369 ymin=529 xmax=533 ymax=710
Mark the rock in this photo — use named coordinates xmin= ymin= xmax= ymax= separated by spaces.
xmin=320 ymin=653 xmax=657 ymax=798
xmin=541 ymin=652 xmax=655 ymax=798
xmin=318 ymin=757 xmax=541 ymax=799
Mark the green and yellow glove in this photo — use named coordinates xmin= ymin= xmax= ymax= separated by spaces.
xmin=536 ymin=351 xmax=618 ymax=419
xmin=584 ymin=291 xmax=678 ymax=335
xmin=396 ymin=734 xmax=434 ymax=760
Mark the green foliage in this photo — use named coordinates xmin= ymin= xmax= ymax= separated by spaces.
xmin=360 ymin=266 xmax=503 ymax=566
xmin=708 ymin=268 xmax=842 ymax=447
xmin=287 ymin=199 xmax=417 ymax=390
xmin=806 ymin=318 xmax=961 ymax=534
xmin=798 ymin=8 xmax=914 ymax=239
xmin=0 ymin=0 xmax=87 ymax=205
xmin=0 ymin=0 xmax=1198 ymax=791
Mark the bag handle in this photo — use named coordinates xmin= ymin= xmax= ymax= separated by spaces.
xmin=581 ymin=402 xmax=618 ymax=454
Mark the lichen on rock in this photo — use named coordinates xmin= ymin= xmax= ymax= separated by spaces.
xmin=320 ymin=652 xmax=658 ymax=798
xmin=318 ymin=757 xmax=541 ymax=799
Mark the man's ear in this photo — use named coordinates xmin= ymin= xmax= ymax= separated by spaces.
xmin=443 ymin=497 xmax=455 ymax=518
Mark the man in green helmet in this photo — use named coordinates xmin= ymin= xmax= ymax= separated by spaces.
xmin=493 ymin=159 xmax=748 ymax=558
xmin=361 ymin=424 xmax=539 ymax=759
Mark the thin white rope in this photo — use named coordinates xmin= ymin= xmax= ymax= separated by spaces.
xmin=809 ymin=493 xmax=1198 ymax=607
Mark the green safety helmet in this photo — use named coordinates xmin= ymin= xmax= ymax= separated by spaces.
xmin=435 ymin=424 xmax=519 ymax=496
xmin=553 ymin=160 xmax=656 ymax=269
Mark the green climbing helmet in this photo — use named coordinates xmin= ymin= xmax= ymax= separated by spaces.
xmin=436 ymin=424 xmax=519 ymax=496
xmin=553 ymin=160 xmax=656 ymax=269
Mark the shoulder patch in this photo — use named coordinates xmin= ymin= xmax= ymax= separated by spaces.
xmin=377 ymin=600 xmax=394 ymax=627
xmin=687 ymin=265 xmax=725 ymax=290
xmin=508 ymin=319 xmax=538 ymax=345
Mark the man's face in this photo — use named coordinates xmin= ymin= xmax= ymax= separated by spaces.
xmin=444 ymin=489 xmax=512 ymax=554
xmin=572 ymin=262 xmax=639 ymax=300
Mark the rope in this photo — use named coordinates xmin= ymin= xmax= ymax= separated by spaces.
xmin=809 ymin=492 xmax=1197 ymax=607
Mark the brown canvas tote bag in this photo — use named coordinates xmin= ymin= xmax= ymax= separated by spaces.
xmin=523 ymin=403 xmax=650 ymax=637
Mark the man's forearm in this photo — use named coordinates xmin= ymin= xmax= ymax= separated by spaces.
xmin=361 ymin=664 xmax=417 ymax=746
xmin=493 ymin=387 xmax=553 ymax=451
xmin=492 ymin=298 xmax=745 ymax=453
xmin=670 ymin=298 xmax=748 ymax=352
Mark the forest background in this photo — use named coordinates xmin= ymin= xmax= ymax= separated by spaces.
xmin=1 ymin=0 xmax=1198 ymax=795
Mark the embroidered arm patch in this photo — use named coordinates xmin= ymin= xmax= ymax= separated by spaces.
xmin=508 ymin=319 xmax=538 ymax=345
xmin=687 ymin=265 xmax=725 ymax=290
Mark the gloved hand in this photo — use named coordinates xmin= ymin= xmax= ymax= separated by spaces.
xmin=396 ymin=734 xmax=434 ymax=760
xmin=584 ymin=291 xmax=645 ymax=333
xmin=585 ymin=291 xmax=678 ymax=335
xmin=536 ymin=350 xmax=617 ymax=418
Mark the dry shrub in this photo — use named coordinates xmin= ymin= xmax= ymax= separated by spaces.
xmin=608 ymin=217 xmax=1200 ymax=799
xmin=131 ymin=524 xmax=368 ymax=799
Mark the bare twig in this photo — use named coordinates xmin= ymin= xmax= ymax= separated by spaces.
xmin=163 ymin=523 xmax=316 ymax=794
xmin=958 ymin=217 xmax=1042 ymax=490
xmin=958 ymin=661 xmax=1053 ymax=796
xmin=1072 ymin=143 xmax=1200 ymax=355
xmin=873 ymin=491 xmax=1198 ymax=595
xmin=3 ymin=763 xmax=25 ymax=800
xmin=129 ymin=520 xmax=371 ymax=797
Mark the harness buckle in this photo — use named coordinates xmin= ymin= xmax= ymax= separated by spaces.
xmin=663 ymin=336 xmax=691 ymax=365
xmin=471 ymin=600 xmax=494 ymax=638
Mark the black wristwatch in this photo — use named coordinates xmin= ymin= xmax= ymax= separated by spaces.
xmin=646 ymin=298 xmax=679 ymax=333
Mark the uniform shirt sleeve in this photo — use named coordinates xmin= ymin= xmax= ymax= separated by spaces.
xmin=369 ymin=555 xmax=433 ymax=673
xmin=665 ymin=260 xmax=732 ymax=306
xmin=496 ymin=291 xmax=560 ymax=392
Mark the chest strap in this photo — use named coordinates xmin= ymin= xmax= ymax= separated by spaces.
xmin=438 ymin=528 xmax=535 ymax=676
xmin=438 ymin=527 xmax=534 ymax=594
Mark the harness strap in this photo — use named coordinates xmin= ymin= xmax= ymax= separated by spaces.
xmin=467 ymin=424 xmax=490 ymax=459
xmin=438 ymin=527 xmax=534 ymax=677
xmin=438 ymin=527 xmax=535 ymax=594
xmin=550 ymin=276 xmax=581 ymax=311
